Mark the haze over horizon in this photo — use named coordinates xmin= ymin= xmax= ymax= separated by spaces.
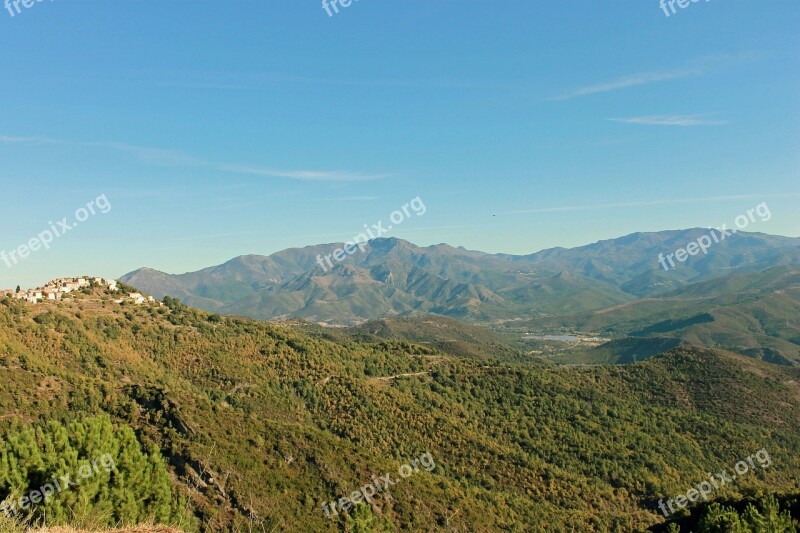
xmin=1 ymin=1 xmax=798 ymax=288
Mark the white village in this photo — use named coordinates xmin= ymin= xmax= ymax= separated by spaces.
xmin=1 ymin=276 xmax=157 ymax=305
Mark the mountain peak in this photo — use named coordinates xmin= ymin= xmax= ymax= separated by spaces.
xmin=367 ymin=237 xmax=413 ymax=252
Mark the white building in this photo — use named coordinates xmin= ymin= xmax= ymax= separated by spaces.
xmin=129 ymin=292 xmax=146 ymax=304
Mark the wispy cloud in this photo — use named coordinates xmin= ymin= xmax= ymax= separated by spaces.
xmin=0 ymin=135 xmax=388 ymax=182
xmin=609 ymin=114 xmax=729 ymax=126
xmin=217 ymin=165 xmax=387 ymax=182
xmin=93 ymin=141 xmax=204 ymax=165
xmin=0 ymin=135 xmax=64 ymax=145
xmin=551 ymin=69 xmax=701 ymax=101
xmin=0 ymin=135 xmax=198 ymax=164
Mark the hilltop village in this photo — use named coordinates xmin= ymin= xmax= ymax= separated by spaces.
xmin=1 ymin=276 xmax=158 ymax=306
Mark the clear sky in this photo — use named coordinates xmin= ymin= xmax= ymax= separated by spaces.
xmin=1 ymin=0 xmax=798 ymax=288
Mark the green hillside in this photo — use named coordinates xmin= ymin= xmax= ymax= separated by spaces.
xmin=1 ymin=288 xmax=799 ymax=531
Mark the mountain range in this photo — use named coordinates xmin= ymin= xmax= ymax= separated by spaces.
xmin=122 ymin=230 xmax=800 ymax=326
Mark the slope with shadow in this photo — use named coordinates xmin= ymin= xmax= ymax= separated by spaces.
xmin=345 ymin=315 xmax=526 ymax=361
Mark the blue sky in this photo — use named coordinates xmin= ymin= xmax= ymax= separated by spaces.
xmin=1 ymin=0 xmax=798 ymax=288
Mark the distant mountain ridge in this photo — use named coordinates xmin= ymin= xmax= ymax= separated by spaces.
xmin=121 ymin=230 xmax=800 ymax=325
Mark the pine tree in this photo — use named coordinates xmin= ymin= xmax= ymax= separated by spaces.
xmin=0 ymin=415 xmax=197 ymax=531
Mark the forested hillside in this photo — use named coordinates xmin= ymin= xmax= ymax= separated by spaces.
xmin=1 ymin=288 xmax=799 ymax=531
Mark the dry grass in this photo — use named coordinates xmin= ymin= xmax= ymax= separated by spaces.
xmin=0 ymin=515 xmax=186 ymax=533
